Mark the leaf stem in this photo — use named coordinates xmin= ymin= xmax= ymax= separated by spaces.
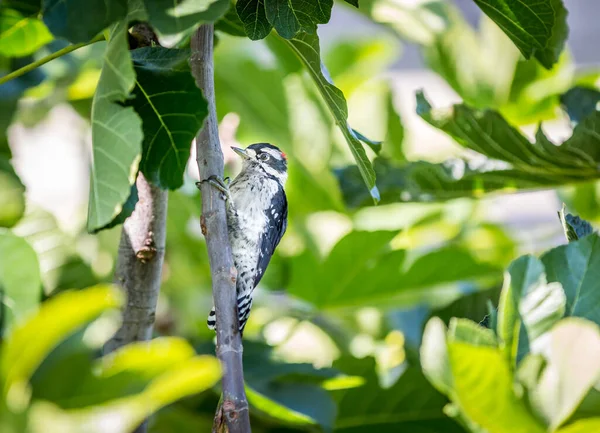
xmin=0 ymin=34 xmax=105 ymax=86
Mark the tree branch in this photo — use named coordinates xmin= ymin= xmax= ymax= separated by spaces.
xmin=103 ymin=172 xmax=167 ymax=353
xmin=102 ymin=24 xmax=168 ymax=433
xmin=190 ymin=24 xmax=251 ymax=433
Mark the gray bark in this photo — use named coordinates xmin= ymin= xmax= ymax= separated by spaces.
xmin=103 ymin=173 xmax=167 ymax=353
xmin=190 ymin=24 xmax=251 ymax=433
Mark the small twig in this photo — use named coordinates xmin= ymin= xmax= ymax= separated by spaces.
xmin=190 ymin=24 xmax=251 ymax=433
xmin=0 ymin=34 xmax=105 ymax=86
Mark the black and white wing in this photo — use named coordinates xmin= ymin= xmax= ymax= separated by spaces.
xmin=254 ymin=187 xmax=288 ymax=287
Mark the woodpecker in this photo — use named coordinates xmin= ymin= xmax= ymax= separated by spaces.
xmin=206 ymin=143 xmax=288 ymax=335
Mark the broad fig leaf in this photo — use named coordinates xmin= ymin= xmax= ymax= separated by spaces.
xmin=145 ymin=0 xmax=229 ymax=35
xmin=283 ymin=32 xmax=380 ymax=203
xmin=472 ymin=0 xmax=568 ymax=69
xmin=87 ymin=3 xmax=146 ymax=233
xmin=236 ymin=0 xmax=272 ymax=40
xmin=127 ymin=47 xmax=207 ymax=189
xmin=264 ymin=0 xmax=332 ymax=39
xmin=448 ymin=342 xmax=545 ymax=433
xmin=42 ymin=0 xmax=127 ymax=43
xmin=541 ymin=233 xmax=600 ymax=326
xmin=333 ymin=356 xmax=464 ymax=432
xmin=523 ymin=319 xmax=600 ymax=430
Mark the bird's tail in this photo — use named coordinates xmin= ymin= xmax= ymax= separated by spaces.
xmin=206 ymin=293 xmax=253 ymax=334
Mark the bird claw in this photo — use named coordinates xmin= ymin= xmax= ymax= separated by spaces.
xmin=199 ymin=175 xmax=231 ymax=202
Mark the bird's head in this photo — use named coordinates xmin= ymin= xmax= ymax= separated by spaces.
xmin=231 ymin=143 xmax=288 ymax=184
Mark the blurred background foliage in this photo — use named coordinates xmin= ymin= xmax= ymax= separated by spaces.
xmin=2 ymin=0 xmax=600 ymax=432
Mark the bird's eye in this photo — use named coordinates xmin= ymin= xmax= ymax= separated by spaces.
xmin=259 ymin=153 xmax=270 ymax=161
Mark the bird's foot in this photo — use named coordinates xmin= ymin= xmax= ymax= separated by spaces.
xmin=197 ymin=175 xmax=232 ymax=202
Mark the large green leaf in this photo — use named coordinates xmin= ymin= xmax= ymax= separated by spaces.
xmin=333 ymin=356 xmax=464 ymax=432
xmin=507 ymin=255 xmax=566 ymax=356
xmin=289 ymin=231 xmax=501 ymax=308
xmin=0 ymin=8 xmax=52 ymax=56
xmin=127 ymin=47 xmax=207 ymax=189
xmin=0 ymin=285 xmax=123 ymax=396
xmin=145 ymin=0 xmax=229 ymax=35
xmin=282 ymin=32 xmax=379 ymax=203
xmin=41 ymin=0 xmax=127 ymax=43
xmin=541 ymin=233 xmax=600 ymax=326
xmin=87 ymin=3 xmax=145 ymax=233
xmin=0 ymin=157 xmax=25 ymax=227
xmin=27 ymin=353 xmax=221 ymax=433
xmin=448 ymin=342 xmax=545 ymax=433
xmin=0 ymin=230 xmax=41 ymax=335
xmin=337 ymin=95 xmax=600 ymax=207
xmin=520 ymin=319 xmax=600 ymax=430
xmin=236 ymin=0 xmax=272 ymax=40
xmin=243 ymin=341 xmax=339 ymax=429
xmin=472 ymin=0 xmax=568 ymax=69
xmin=264 ymin=0 xmax=332 ymax=39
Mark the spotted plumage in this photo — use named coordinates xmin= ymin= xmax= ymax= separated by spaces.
xmin=207 ymin=143 xmax=288 ymax=334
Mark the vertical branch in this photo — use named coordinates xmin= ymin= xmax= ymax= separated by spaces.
xmin=190 ymin=24 xmax=251 ymax=433
xmin=103 ymin=173 xmax=167 ymax=354
xmin=103 ymin=24 xmax=167 ymax=433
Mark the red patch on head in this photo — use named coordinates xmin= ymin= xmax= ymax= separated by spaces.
xmin=281 ymin=151 xmax=287 ymax=160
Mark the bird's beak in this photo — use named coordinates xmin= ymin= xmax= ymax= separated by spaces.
xmin=231 ymin=147 xmax=250 ymax=159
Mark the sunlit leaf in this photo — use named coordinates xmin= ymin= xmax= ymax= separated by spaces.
xmin=282 ymin=32 xmax=379 ymax=203
xmin=0 ymin=230 xmax=41 ymax=335
xmin=87 ymin=3 xmax=146 ymax=232
xmin=472 ymin=0 xmax=568 ymax=69
xmin=0 ymin=158 xmax=25 ymax=228
xmin=145 ymin=0 xmax=229 ymax=35
xmin=0 ymin=285 xmax=123 ymax=396
xmin=0 ymin=8 xmax=52 ymax=56
xmin=448 ymin=342 xmax=545 ymax=433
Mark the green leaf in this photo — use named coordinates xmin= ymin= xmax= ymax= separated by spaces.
xmin=289 ymin=231 xmax=501 ymax=308
xmin=560 ymin=86 xmax=600 ymax=124
xmin=336 ymin=93 xmax=600 ymax=208
xmin=558 ymin=419 xmax=600 ymax=433
xmin=448 ymin=317 xmax=497 ymax=347
xmin=0 ymin=8 xmax=52 ymax=56
xmin=472 ymin=0 xmax=568 ymax=69
xmin=87 ymin=4 xmax=146 ymax=233
xmin=236 ymin=0 xmax=272 ymax=40
xmin=558 ymin=205 xmax=594 ymax=242
xmin=541 ymin=234 xmax=600 ymax=326
xmin=333 ymin=356 xmax=464 ymax=432
xmin=507 ymin=255 xmax=566 ymax=357
xmin=522 ymin=319 xmax=600 ymax=430
xmin=421 ymin=317 xmax=453 ymax=395
xmin=283 ymin=32 xmax=379 ymax=203
xmin=0 ymin=230 xmax=41 ymax=335
xmin=28 ymin=354 xmax=221 ymax=433
xmin=264 ymin=0 xmax=332 ymax=39
xmin=0 ymin=284 xmax=123 ymax=396
xmin=383 ymin=89 xmax=405 ymax=161
xmin=41 ymin=0 xmax=127 ymax=43
xmin=448 ymin=342 xmax=545 ymax=433
xmin=0 ymin=157 xmax=25 ymax=228
xmin=215 ymin=0 xmax=246 ymax=36
xmin=145 ymin=0 xmax=229 ymax=35
xmin=127 ymin=47 xmax=208 ymax=189
xmin=497 ymin=272 xmax=519 ymax=364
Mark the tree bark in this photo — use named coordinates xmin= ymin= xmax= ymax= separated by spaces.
xmin=103 ymin=173 xmax=167 ymax=354
xmin=190 ymin=24 xmax=251 ymax=433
